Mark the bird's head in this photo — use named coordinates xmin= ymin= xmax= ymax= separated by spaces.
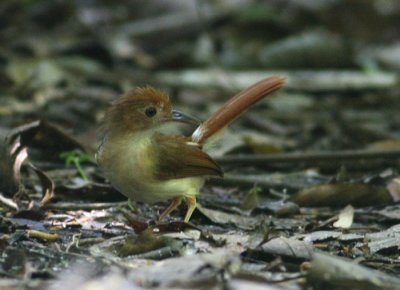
xmin=100 ymin=86 xmax=200 ymax=136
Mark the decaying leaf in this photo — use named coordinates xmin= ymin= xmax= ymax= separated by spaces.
xmin=366 ymin=139 xmax=400 ymax=151
xmin=28 ymin=163 xmax=55 ymax=206
xmin=48 ymin=268 xmax=133 ymax=290
xmin=121 ymin=208 xmax=199 ymax=234
xmin=386 ymin=178 xmax=400 ymax=202
xmin=366 ymin=237 xmax=400 ymax=254
xmin=196 ymin=204 xmax=262 ymax=230
xmin=228 ymin=279 xmax=287 ymax=290
xmin=8 ymin=120 xmax=85 ymax=155
xmin=0 ymin=120 xmax=86 ymax=209
xmin=290 ymin=183 xmax=393 ymax=207
xmin=127 ymin=251 xmax=241 ymax=288
xmin=240 ymin=186 xmax=261 ymax=210
xmin=363 ymin=224 xmax=400 ymax=254
xmin=302 ymin=231 xmax=345 ymax=243
xmin=245 ymin=237 xmax=314 ymax=262
xmin=376 ymin=205 xmax=400 ymax=220
xmin=241 ymin=130 xmax=286 ymax=154
xmin=112 ymin=230 xmax=169 ymax=257
xmin=308 ymin=252 xmax=400 ymax=290
xmin=120 ymin=208 xmax=150 ymax=233
xmin=2 ymin=247 xmax=27 ymax=278
xmin=0 ymin=135 xmax=28 ymax=198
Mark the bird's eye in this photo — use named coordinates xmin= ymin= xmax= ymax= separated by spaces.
xmin=145 ymin=106 xmax=157 ymax=118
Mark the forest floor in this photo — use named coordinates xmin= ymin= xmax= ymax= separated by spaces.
xmin=1 ymin=1 xmax=400 ymax=290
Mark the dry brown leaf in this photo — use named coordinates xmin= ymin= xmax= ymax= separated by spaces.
xmin=290 ymin=183 xmax=393 ymax=207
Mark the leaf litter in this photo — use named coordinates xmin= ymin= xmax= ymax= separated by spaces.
xmin=1 ymin=1 xmax=400 ymax=290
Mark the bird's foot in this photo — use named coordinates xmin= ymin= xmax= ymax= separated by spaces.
xmin=184 ymin=196 xmax=196 ymax=223
xmin=158 ymin=196 xmax=182 ymax=222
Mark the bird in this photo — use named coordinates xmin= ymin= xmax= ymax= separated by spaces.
xmin=96 ymin=76 xmax=286 ymax=222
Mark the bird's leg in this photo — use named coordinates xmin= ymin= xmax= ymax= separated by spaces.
xmin=158 ymin=196 xmax=182 ymax=222
xmin=184 ymin=196 xmax=197 ymax=223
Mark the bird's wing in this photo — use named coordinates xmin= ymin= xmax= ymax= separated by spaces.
xmin=153 ymin=134 xmax=223 ymax=180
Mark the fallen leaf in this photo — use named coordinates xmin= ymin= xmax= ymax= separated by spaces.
xmin=2 ymin=247 xmax=27 ymax=277
xmin=386 ymin=178 xmax=400 ymax=202
xmin=28 ymin=163 xmax=55 ymax=206
xmin=308 ymin=251 xmax=400 ymax=289
xmin=333 ymin=205 xmax=354 ymax=229
xmin=0 ymin=135 xmax=27 ymax=198
xmin=245 ymin=237 xmax=313 ymax=262
xmin=241 ymin=131 xmax=285 ymax=154
xmin=112 ymin=229 xmax=168 ymax=257
xmin=366 ymin=139 xmax=400 ymax=151
xmin=290 ymin=183 xmax=393 ymax=207
xmin=196 ymin=204 xmax=262 ymax=230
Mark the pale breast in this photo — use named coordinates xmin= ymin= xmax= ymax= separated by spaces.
xmin=97 ymin=132 xmax=204 ymax=203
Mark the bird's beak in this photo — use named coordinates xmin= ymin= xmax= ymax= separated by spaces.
xmin=169 ymin=110 xmax=202 ymax=125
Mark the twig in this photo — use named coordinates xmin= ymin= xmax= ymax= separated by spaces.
xmin=26 ymin=230 xmax=59 ymax=241
xmin=43 ymin=201 xmax=127 ymax=210
xmin=215 ymin=149 xmax=400 ymax=167
xmin=0 ymin=193 xmax=18 ymax=210
xmin=209 ymin=174 xmax=311 ymax=190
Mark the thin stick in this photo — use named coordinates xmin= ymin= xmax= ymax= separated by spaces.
xmin=43 ymin=201 xmax=127 ymax=210
xmin=215 ymin=149 xmax=400 ymax=166
xmin=0 ymin=193 xmax=18 ymax=210
xmin=208 ymin=174 xmax=306 ymax=190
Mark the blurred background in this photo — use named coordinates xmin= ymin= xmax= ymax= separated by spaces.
xmin=1 ymin=0 xmax=399 ymax=151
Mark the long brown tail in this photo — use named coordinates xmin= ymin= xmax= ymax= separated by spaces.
xmin=191 ymin=75 xmax=286 ymax=145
